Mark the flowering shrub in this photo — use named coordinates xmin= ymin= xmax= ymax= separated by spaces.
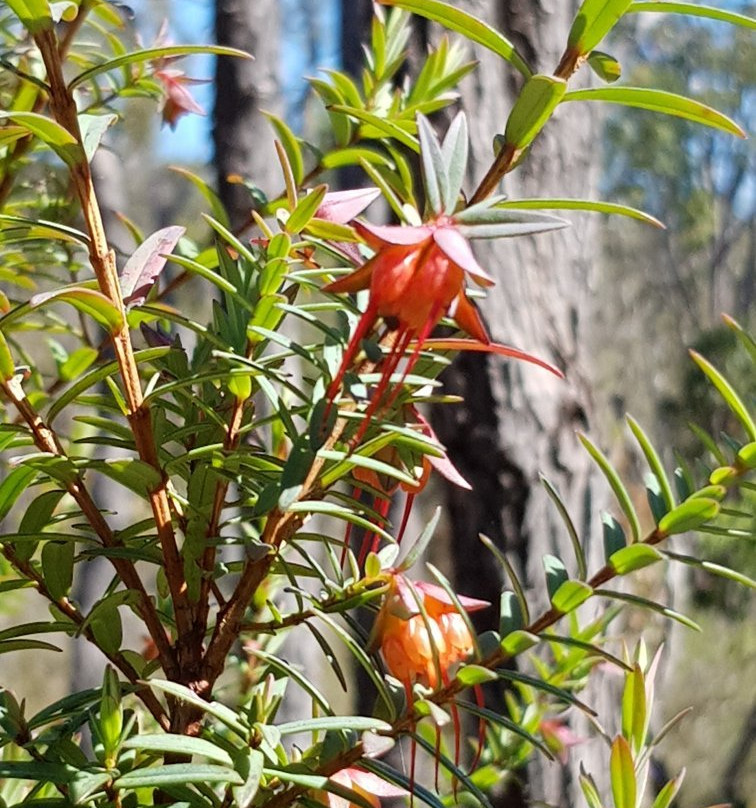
xmin=0 ymin=2 xmax=753 ymax=808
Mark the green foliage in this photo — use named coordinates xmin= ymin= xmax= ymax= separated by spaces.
xmin=0 ymin=2 xmax=752 ymax=808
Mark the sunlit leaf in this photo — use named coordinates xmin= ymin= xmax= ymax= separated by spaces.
xmin=377 ymin=0 xmax=532 ymax=76
xmin=567 ymin=0 xmax=634 ymax=54
xmin=628 ymin=2 xmax=756 ymax=29
xmin=564 ymin=87 xmax=746 ymax=138
xmin=504 ymin=74 xmax=567 ymax=149
xmin=495 ymin=197 xmax=663 ymax=227
xmin=610 ymin=544 xmax=663 ymax=575
xmin=658 ymin=497 xmax=720 ymax=536
xmin=0 ymin=111 xmax=82 ymax=165
xmin=70 ymin=44 xmax=251 ymax=89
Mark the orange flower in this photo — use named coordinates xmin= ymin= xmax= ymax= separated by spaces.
xmin=376 ymin=576 xmax=488 ymax=690
xmin=312 ymin=767 xmax=407 ymax=808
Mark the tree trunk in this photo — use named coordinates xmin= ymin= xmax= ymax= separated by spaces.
xmin=214 ymin=0 xmax=281 ymax=229
xmin=429 ymin=3 xmax=614 ymax=805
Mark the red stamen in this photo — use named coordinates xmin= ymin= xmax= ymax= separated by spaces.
xmin=470 ymin=683 xmax=486 ymax=773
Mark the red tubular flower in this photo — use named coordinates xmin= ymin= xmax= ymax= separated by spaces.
xmin=376 ymin=576 xmax=488 ymax=690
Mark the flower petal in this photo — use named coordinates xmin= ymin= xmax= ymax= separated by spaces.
xmin=355 ymin=220 xmax=433 ymax=247
xmin=449 ymin=292 xmax=490 ymax=345
xmin=348 ymin=769 xmax=408 ymax=797
xmin=322 ymin=261 xmax=374 ymax=294
xmin=414 ymin=338 xmax=565 ymax=378
xmin=433 ymin=226 xmax=494 ymax=286
xmin=317 ymin=187 xmax=382 ymax=223
xmin=414 ymin=581 xmax=490 ymax=612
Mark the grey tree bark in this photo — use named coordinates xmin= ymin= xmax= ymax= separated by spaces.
xmin=427 ymin=3 xmax=615 ymax=805
xmin=214 ymin=0 xmax=281 ymax=229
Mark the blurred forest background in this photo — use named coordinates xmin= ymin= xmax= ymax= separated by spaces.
xmin=0 ymin=0 xmax=753 ymax=806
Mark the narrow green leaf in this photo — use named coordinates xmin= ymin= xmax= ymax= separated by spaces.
xmin=417 ymin=114 xmax=446 ymax=215
xmin=0 ymin=111 xmax=82 ymax=165
xmin=456 ymin=664 xmax=498 ymax=685
xmin=651 ymin=769 xmax=686 ymax=808
xmin=360 ymin=757 xmax=447 ymax=808
xmin=441 ymin=111 xmax=468 ymax=214
xmin=567 ymin=0 xmax=634 ymax=54
xmin=689 ymin=351 xmax=756 ymax=441
xmin=41 ymin=541 xmax=74 ymax=600
xmin=396 ymin=506 xmax=442 ymax=572
xmin=70 ymin=45 xmax=251 ymax=89
xmin=0 ymin=465 xmax=37 ymax=520
xmin=542 ymin=633 xmax=632 ymax=671
xmin=121 ymin=735 xmax=234 ymax=766
xmin=610 ymin=544 xmax=663 ymax=575
xmin=0 ymin=331 xmax=13 ymax=381
xmin=627 ymin=415 xmax=675 ymax=512
xmin=579 ymin=766 xmax=605 ymax=808
xmin=737 ymin=441 xmax=756 ymax=470
xmin=458 ymin=700 xmax=555 ymax=759
xmin=377 ymin=0 xmax=532 ymax=76
xmin=551 ymin=579 xmax=593 ymax=613
xmin=499 ymin=590 xmax=524 ymax=636
xmin=564 ymin=87 xmax=746 ymax=138
xmin=663 ymin=551 xmax=756 ymax=590
xmin=504 ymin=75 xmax=567 ymax=149
xmin=500 ymin=630 xmax=539 ymax=656
xmin=275 ymin=716 xmax=391 ymax=736
xmin=0 ymin=761 xmax=73 ymax=783
xmin=596 ymin=590 xmax=700 ymax=631
xmin=610 ymin=735 xmax=637 ymax=808
xmin=541 ymin=474 xmax=587 ymax=579
xmin=286 ymin=185 xmax=328 ymax=233
xmin=329 ymin=104 xmax=419 ymax=151
xmin=496 ymin=668 xmax=597 ymax=715
xmin=264 ymin=112 xmax=305 ymax=186
xmin=171 ymin=167 xmax=230 ymax=227
xmin=0 ymin=213 xmax=89 ymax=244
xmin=0 ymin=639 xmax=62 ymax=653
xmin=628 ymin=2 xmax=756 ymax=29
xmin=145 ymin=680 xmax=248 ymax=739
xmin=47 ymin=347 xmax=170 ymax=424
xmin=579 ymin=433 xmax=641 ymax=542
xmin=30 ymin=286 xmax=124 ymax=332
xmin=658 ymin=497 xmax=720 ymax=536
xmin=4 ymin=0 xmax=52 ymax=32
xmin=543 ymin=554 xmax=569 ymax=599
xmin=114 ymin=764 xmax=243 ymax=790
xmin=621 ymin=664 xmax=647 ymax=755
xmin=480 ymin=533 xmax=530 ymax=625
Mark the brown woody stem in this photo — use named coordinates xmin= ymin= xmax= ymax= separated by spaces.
xmin=33 ymin=29 xmax=195 ymax=676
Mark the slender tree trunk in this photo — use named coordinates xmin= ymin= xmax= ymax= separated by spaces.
xmin=214 ymin=0 xmax=281 ymax=228
xmin=430 ymin=3 xmax=614 ymax=805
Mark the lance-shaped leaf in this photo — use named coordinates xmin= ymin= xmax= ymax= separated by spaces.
xmin=567 ymin=0 xmax=634 ymax=54
xmin=0 ymin=111 xmax=82 ymax=165
xmin=551 ymin=579 xmax=593 ymax=613
xmin=610 ymin=735 xmax=637 ymax=808
xmin=596 ymin=589 xmax=700 ymax=631
xmin=121 ymin=226 xmax=185 ymax=306
xmin=0 ymin=332 xmax=15 ymax=382
xmin=328 ymin=104 xmax=419 ymax=150
xmin=69 ymin=44 xmax=251 ymax=89
xmin=41 ymin=541 xmax=74 ymax=601
xmin=627 ymin=415 xmax=675 ymax=513
xmin=121 ymin=735 xmax=234 ymax=766
xmin=378 ymin=0 xmax=532 ymax=76
xmin=657 ymin=497 xmax=720 ymax=536
xmin=541 ymin=474 xmax=587 ymax=579
xmin=5 ymin=0 xmax=52 ymax=32
xmin=689 ymin=350 xmax=756 ymax=441
xmin=495 ymin=197 xmax=663 ymax=227
xmin=504 ymin=75 xmax=567 ymax=150
xmin=286 ymin=185 xmax=328 ymax=233
xmin=628 ymin=2 xmax=756 ymax=29
xmin=417 ymin=114 xmax=448 ymax=215
xmin=652 ymin=769 xmax=686 ymax=808
xmin=563 ymin=87 xmax=746 ymax=138
xmin=610 ymin=544 xmax=663 ymax=575
xmin=621 ymin=664 xmax=647 ymax=755
xmin=114 ymin=764 xmax=243 ymax=790
xmin=441 ymin=111 xmax=469 ymax=214
xmin=580 ymin=433 xmax=641 ymax=542
xmin=31 ymin=286 xmax=124 ymax=332
xmin=264 ymin=111 xmax=305 ymax=186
